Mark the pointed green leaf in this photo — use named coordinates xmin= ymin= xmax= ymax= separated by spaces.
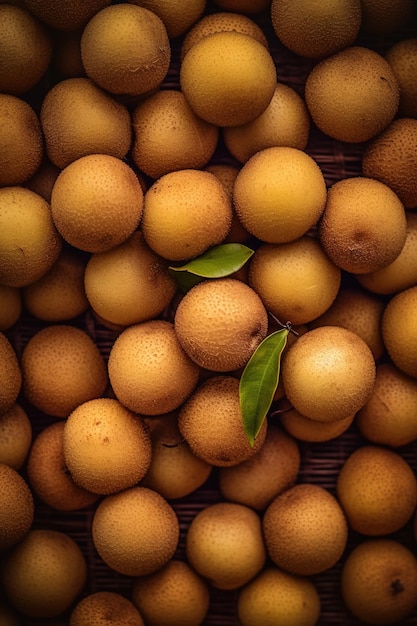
xmin=169 ymin=243 xmax=254 ymax=279
xmin=240 ymin=329 xmax=289 ymax=447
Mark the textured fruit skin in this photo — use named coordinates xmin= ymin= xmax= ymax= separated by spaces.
xmin=70 ymin=591 xmax=145 ymax=626
xmin=262 ymin=483 xmax=348 ymax=576
xmin=382 ymin=286 xmax=417 ymax=379
xmin=0 ymin=403 xmax=32 ymax=470
xmin=386 ymin=38 xmax=417 ymax=118
xmin=0 ymin=332 xmax=22 ymax=415
xmin=0 ymin=463 xmax=34 ymax=551
xmin=23 ymin=0 xmax=112 ymax=30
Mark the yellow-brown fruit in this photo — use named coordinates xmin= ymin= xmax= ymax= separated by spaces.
xmin=185 ymin=502 xmax=266 ymax=590
xmin=27 ymin=420 xmax=99 ymax=510
xmin=262 ymin=483 xmax=348 ymax=576
xmin=0 ymin=403 xmax=32 ymax=470
xmin=178 ymin=375 xmax=267 ymax=467
xmin=218 ymin=425 xmax=300 ymax=510
xmin=80 ymin=4 xmax=171 ymax=96
xmin=319 ymin=177 xmax=407 ymax=274
xmin=0 ymin=4 xmax=52 ymax=94
xmin=70 ymin=591 xmax=144 ymax=626
xmin=0 ymin=332 xmax=22 ymax=415
xmin=233 ymin=146 xmax=326 ymax=243
xmin=175 ymin=277 xmax=268 ymax=372
xmin=248 ymin=237 xmax=341 ymax=326
xmin=1 ymin=529 xmax=87 ymax=618
xmin=0 ymin=94 xmax=43 ymax=187
xmin=40 ymin=77 xmax=132 ymax=170
xmin=180 ymin=10 xmax=269 ymax=60
xmin=0 ymin=186 xmax=62 ymax=288
xmin=84 ymin=231 xmax=177 ymax=327
xmin=180 ymin=31 xmax=276 ymax=127
xmin=362 ymin=118 xmax=417 ymax=209
xmin=22 ymin=247 xmax=89 ymax=322
xmin=21 ymin=324 xmax=108 ymax=418
xmin=131 ymin=89 xmax=218 ymax=179
xmin=271 ymin=0 xmax=361 ymax=59
xmin=341 ymin=539 xmax=417 ymax=624
xmin=0 ymin=285 xmax=21 ymax=332
xmin=281 ymin=326 xmax=376 ymax=422
xmin=129 ymin=0 xmax=206 ymax=39
xmin=305 ymin=46 xmax=400 ymax=143
xmin=141 ymin=168 xmax=232 ymax=261
xmin=92 ymin=486 xmax=179 ymax=576
xmin=356 ymin=363 xmax=417 ymax=448
xmin=211 ymin=0 xmax=270 ymax=13
xmin=0 ymin=463 xmax=34 ymax=551
xmin=26 ymin=158 xmax=61 ymax=203
xmin=280 ymin=407 xmax=355 ymax=443
xmin=23 ymin=0 xmax=112 ymax=30
xmin=51 ymin=154 xmax=143 ymax=254
xmin=63 ymin=397 xmax=152 ymax=495
xmin=357 ymin=212 xmax=417 ymax=295
xmin=131 ymin=559 xmax=210 ymax=626
xmin=337 ymin=445 xmax=417 ymax=535
xmin=224 ymin=84 xmax=310 ymax=164
xmin=141 ymin=412 xmax=212 ymax=500
xmin=382 ymin=286 xmax=417 ymax=378
xmin=386 ymin=38 xmax=417 ymax=118
xmin=237 ymin=566 xmax=321 ymax=626
xmin=108 ymin=320 xmax=200 ymax=416
xmin=309 ymin=285 xmax=385 ymax=361
xmin=360 ymin=0 xmax=416 ymax=35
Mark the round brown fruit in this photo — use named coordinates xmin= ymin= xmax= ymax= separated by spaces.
xmin=0 ymin=463 xmax=34 ymax=551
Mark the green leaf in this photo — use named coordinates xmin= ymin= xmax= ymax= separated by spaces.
xmin=240 ymin=328 xmax=289 ymax=447
xmin=169 ymin=243 xmax=254 ymax=284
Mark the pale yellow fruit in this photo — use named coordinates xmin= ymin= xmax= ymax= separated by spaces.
xmin=357 ymin=212 xmax=417 ymax=295
xmin=305 ymin=46 xmax=400 ymax=143
xmin=248 ymin=237 xmax=341 ymax=326
xmin=0 ymin=4 xmax=52 ymax=94
xmin=180 ymin=10 xmax=269 ymax=60
xmin=233 ymin=146 xmax=326 ymax=243
xmin=131 ymin=559 xmax=210 ymax=626
xmin=382 ymin=286 xmax=417 ymax=378
xmin=356 ymin=363 xmax=417 ymax=448
xmin=141 ymin=412 xmax=212 ymax=500
xmin=319 ymin=176 xmax=407 ymax=274
xmin=84 ymin=231 xmax=177 ymax=327
xmin=218 ymin=424 xmax=300 ymax=510
xmin=0 ymin=403 xmax=32 ymax=470
xmin=0 ymin=285 xmax=21 ymax=331
xmin=22 ymin=247 xmax=89 ymax=322
xmin=336 ymin=445 xmax=417 ymax=535
xmin=50 ymin=154 xmax=143 ymax=254
xmin=70 ymin=591 xmax=144 ymax=626
xmin=174 ymin=277 xmax=268 ymax=372
xmin=0 ymin=463 xmax=34 ymax=551
xmin=80 ymin=4 xmax=171 ymax=96
xmin=263 ymin=483 xmax=348 ymax=575
xmin=224 ymin=84 xmax=310 ymax=164
xmin=26 ymin=158 xmax=61 ymax=203
xmin=0 ymin=186 xmax=62 ymax=288
xmin=309 ymin=285 xmax=385 ymax=360
xmin=180 ymin=31 xmax=276 ymax=127
xmin=131 ymin=89 xmax=218 ymax=179
xmin=362 ymin=118 xmax=417 ymax=210
xmin=92 ymin=486 xmax=179 ymax=576
xmin=0 ymin=94 xmax=43 ymax=187
xmin=23 ymin=0 xmax=112 ymax=30
xmin=40 ymin=77 xmax=132 ymax=169
xmin=178 ymin=375 xmax=267 ymax=467
xmin=21 ymin=324 xmax=108 ymax=418
xmin=360 ymin=0 xmax=416 ymax=35
xmin=108 ymin=320 xmax=200 ymax=416
xmin=27 ymin=420 xmax=99 ymax=510
xmin=185 ymin=501 xmax=266 ymax=590
xmin=341 ymin=539 xmax=417 ymax=624
xmin=129 ymin=0 xmax=206 ymax=39
xmin=281 ymin=326 xmax=376 ymax=422
xmin=141 ymin=168 xmax=232 ymax=261
xmin=0 ymin=332 xmax=22 ymax=415
xmin=386 ymin=38 xmax=417 ymax=118
xmin=280 ymin=406 xmax=355 ymax=443
xmin=63 ymin=397 xmax=152 ymax=495
xmin=212 ymin=0 xmax=270 ymax=13
xmin=1 ymin=529 xmax=87 ymax=618
xmin=237 ymin=566 xmax=321 ymax=626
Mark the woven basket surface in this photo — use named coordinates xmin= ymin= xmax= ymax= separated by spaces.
xmin=3 ymin=3 xmax=417 ymax=625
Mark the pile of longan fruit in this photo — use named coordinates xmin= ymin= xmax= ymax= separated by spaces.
xmin=1 ymin=1 xmax=417 ymax=625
